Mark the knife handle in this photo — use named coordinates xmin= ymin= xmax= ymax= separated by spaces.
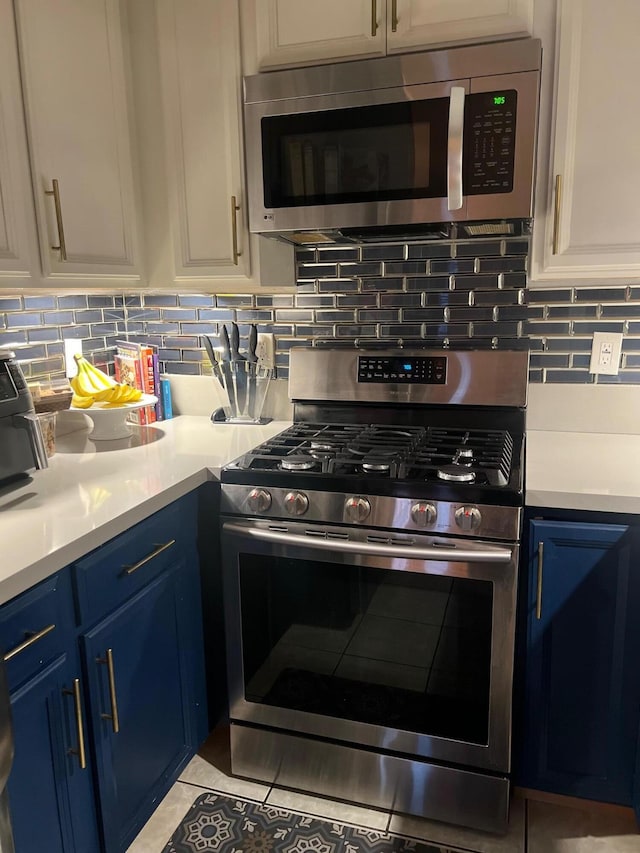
xmin=230 ymin=322 xmax=241 ymax=360
xmin=220 ymin=325 xmax=231 ymax=361
xmin=248 ymin=325 xmax=258 ymax=363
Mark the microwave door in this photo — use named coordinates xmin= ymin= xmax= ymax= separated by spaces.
xmin=246 ymin=80 xmax=470 ymax=234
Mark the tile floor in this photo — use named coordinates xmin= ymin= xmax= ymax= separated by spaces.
xmin=127 ymin=728 xmax=640 ymax=853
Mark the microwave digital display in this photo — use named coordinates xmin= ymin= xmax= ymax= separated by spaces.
xmin=357 ymin=356 xmax=447 ymax=384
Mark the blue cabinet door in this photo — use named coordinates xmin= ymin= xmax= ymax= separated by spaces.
xmin=7 ymin=654 xmax=100 ymax=853
xmin=519 ymin=520 xmax=640 ymax=804
xmin=82 ymin=557 xmax=204 ymax=853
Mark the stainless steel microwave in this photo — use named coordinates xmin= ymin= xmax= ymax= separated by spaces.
xmin=244 ymin=39 xmax=541 ymax=243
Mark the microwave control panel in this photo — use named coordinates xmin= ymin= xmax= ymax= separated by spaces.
xmin=357 ymin=356 xmax=447 ymax=384
xmin=465 ymin=90 xmax=517 ymax=194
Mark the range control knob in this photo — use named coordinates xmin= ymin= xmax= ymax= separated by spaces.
xmin=284 ymin=491 xmax=309 ymax=516
xmin=345 ymin=496 xmax=371 ymax=523
xmin=247 ymin=488 xmax=272 ymax=514
xmin=455 ymin=505 xmax=482 ymax=532
xmin=411 ymin=502 xmax=437 ymax=527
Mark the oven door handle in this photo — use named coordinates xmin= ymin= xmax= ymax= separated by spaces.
xmin=223 ymin=522 xmax=513 ymax=564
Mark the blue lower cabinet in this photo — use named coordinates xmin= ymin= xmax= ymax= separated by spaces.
xmin=82 ymin=557 xmax=204 ymax=853
xmin=518 ymin=519 xmax=640 ymax=805
xmin=8 ymin=654 xmax=100 ymax=853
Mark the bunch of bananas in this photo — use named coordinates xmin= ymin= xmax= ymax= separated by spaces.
xmin=70 ymin=354 xmax=143 ymax=409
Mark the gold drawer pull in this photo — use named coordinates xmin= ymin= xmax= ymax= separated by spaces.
xmin=535 ymin=541 xmax=544 ymax=620
xmin=122 ymin=539 xmax=176 ymax=576
xmin=63 ymin=678 xmax=87 ymax=769
xmin=44 ymin=179 xmax=68 ymax=260
xmin=3 ymin=623 xmax=56 ymax=662
xmin=371 ymin=0 xmax=378 ymax=35
xmin=391 ymin=0 xmax=398 ymax=31
xmin=552 ymin=174 xmax=562 ymax=255
xmin=231 ymin=195 xmax=242 ymax=266
xmin=97 ymin=648 xmax=120 ymax=734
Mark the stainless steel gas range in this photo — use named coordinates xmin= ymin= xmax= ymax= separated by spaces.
xmin=220 ymin=348 xmax=527 ymax=834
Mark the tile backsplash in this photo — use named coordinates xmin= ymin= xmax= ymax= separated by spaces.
xmin=3 ymin=222 xmax=640 ymax=385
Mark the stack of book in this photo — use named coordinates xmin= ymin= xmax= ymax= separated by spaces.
xmin=114 ymin=340 xmax=172 ymax=424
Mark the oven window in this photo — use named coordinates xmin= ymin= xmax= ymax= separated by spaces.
xmin=239 ymin=555 xmax=492 ymax=745
xmin=261 ymin=99 xmax=448 ymax=208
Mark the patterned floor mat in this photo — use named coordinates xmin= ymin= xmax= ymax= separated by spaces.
xmin=162 ymin=792 xmax=473 ymax=853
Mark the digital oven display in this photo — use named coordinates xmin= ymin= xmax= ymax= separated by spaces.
xmin=357 ymin=356 xmax=447 ymax=384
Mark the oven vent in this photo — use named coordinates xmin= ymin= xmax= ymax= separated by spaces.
xmin=461 ymin=222 xmax=516 ymax=236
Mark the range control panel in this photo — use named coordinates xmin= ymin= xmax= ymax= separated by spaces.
xmin=465 ymin=89 xmax=517 ymax=194
xmin=357 ymin=355 xmax=447 ymax=384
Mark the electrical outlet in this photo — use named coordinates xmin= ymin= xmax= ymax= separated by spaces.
xmin=64 ymin=339 xmax=83 ymax=378
xmin=255 ymin=333 xmax=275 ymax=369
xmin=589 ymin=332 xmax=623 ymax=375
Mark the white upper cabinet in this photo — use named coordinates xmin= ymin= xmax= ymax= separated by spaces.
xmin=0 ymin=0 xmax=38 ymax=283
xmin=14 ymin=0 xmax=141 ymax=281
xmin=156 ymin=0 xmax=250 ymax=282
xmin=245 ymin=0 xmax=533 ymax=71
xmin=128 ymin=0 xmax=252 ymax=288
xmin=387 ymin=0 xmax=532 ymax=52
xmin=531 ymin=0 xmax=640 ymax=283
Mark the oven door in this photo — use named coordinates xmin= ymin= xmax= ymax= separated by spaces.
xmin=221 ymin=518 xmax=518 ymax=773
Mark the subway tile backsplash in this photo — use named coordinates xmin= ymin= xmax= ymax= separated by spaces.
xmin=4 ymin=222 xmax=640 ymax=384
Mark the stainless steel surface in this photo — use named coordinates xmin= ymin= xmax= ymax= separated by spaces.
xmin=13 ymin=413 xmax=48 ymax=471
xmin=289 ymin=349 xmax=528 ymax=407
xmin=230 ymin=724 xmax=510 ymax=834
xmin=536 ymin=540 xmax=544 ymax=620
xmin=221 ymin=484 xmax=522 ymax=541
xmin=223 ymin=520 xmax=513 ymax=564
xmin=344 ymin=495 xmax=371 ymax=522
xmin=244 ymin=38 xmax=542 ymax=103
xmin=3 ymin=624 xmax=56 ymax=662
xmin=411 ymin=502 xmax=437 ymax=526
xmin=244 ymin=39 xmax=541 ymax=236
xmin=283 ymin=491 xmax=309 ymax=516
xmin=0 ymin=660 xmax=15 ymax=853
xmin=447 ymin=86 xmax=465 ymax=211
xmin=222 ymin=516 xmax=518 ymax=772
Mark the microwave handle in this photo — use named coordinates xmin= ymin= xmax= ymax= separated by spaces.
xmin=447 ymin=86 xmax=465 ymax=211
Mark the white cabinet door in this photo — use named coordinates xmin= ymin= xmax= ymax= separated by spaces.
xmin=14 ymin=0 xmax=141 ymax=281
xmin=251 ymin=0 xmax=386 ymax=70
xmin=386 ymin=0 xmax=533 ymax=52
xmin=531 ymin=0 xmax=640 ymax=283
xmin=155 ymin=0 xmax=250 ymax=282
xmin=0 ymin=0 xmax=38 ymax=283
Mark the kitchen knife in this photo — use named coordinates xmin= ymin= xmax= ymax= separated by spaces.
xmin=202 ymin=335 xmax=224 ymax=389
xmin=230 ymin=321 xmax=247 ymax=417
xmin=246 ymin=324 xmax=258 ymax=417
xmin=219 ymin=325 xmax=237 ymax=416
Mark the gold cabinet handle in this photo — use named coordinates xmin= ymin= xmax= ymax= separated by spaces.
xmin=97 ymin=648 xmax=120 ymax=733
xmin=122 ymin=539 xmax=175 ymax=576
xmin=63 ymin=678 xmax=87 ymax=769
xmin=552 ymin=174 xmax=562 ymax=255
xmin=231 ymin=195 xmax=242 ymax=266
xmin=371 ymin=0 xmax=378 ymax=35
xmin=44 ymin=179 xmax=68 ymax=261
xmin=3 ymin=623 xmax=56 ymax=662
xmin=391 ymin=0 xmax=398 ymax=32
xmin=535 ymin=541 xmax=544 ymax=620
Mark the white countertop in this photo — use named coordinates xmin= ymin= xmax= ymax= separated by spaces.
xmin=0 ymin=416 xmax=288 ymax=605
xmin=526 ymin=429 xmax=640 ymax=514
xmin=3 ymin=417 xmax=640 ymax=607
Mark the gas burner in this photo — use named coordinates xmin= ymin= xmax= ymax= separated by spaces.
xmin=437 ymin=465 xmax=476 ymax=483
xmin=362 ymin=461 xmax=391 ymax=474
xmin=453 ymin=448 xmax=474 ymax=465
xmin=281 ymin=457 xmax=318 ymax=472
